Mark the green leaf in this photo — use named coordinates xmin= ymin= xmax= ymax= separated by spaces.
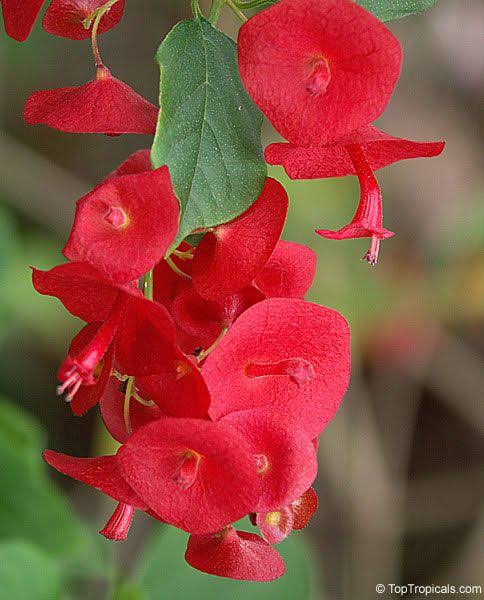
xmin=151 ymin=17 xmax=266 ymax=247
xmin=356 ymin=0 xmax=437 ymax=21
xmin=135 ymin=523 xmax=319 ymax=599
xmin=0 ymin=540 xmax=62 ymax=600
xmin=0 ymin=397 xmax=109 ymax=578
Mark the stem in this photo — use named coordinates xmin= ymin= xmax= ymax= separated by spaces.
xmin=123 ymin=377 xmax=135 ymax=437
xmin=208 ymin=0 xmax=225 ymax=24
xmin=234 ymin=0 xmax=276 ymax=8
xmin=226 ymin=0 xmax=248 ymax=21
xmin=143 ymin=269 xmax=153 ymax=300
xmin=191 ymin=0 xmax=202 ymax=18
xmin=172 ymin=248 xmax=194 ymax=260
xmin=166 ymin=256 xmax=191 ymax=280
xmin=88 ymin=0 xmax=120 ymax=68
xmin=197 ymin=327 xmax=228 ymax=362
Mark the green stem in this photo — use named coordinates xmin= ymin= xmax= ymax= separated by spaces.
xmin=197 ymin=327 xmax=228 ymax=362
xmin=208 ymin=0 xmax=225 ymax=24
xmin=226 ymin=0 xmax=248 ymax=21
xmin=166 ymin=256 xmax=191 ymax=280
xmin=88 ymin=0 xmax=120 ymax=68
xmin=234 ymin=0 xmax=276 ymax=9
xmin=143 ymin=269 xmax=154 ymax=300
xmin=191 ymin=0 xmax=202 ymax=18
xmin=123 ymin=377 xmax=135 ymax=437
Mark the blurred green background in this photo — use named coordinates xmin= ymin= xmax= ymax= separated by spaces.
xmin=0 ymin=0 xmax=482 ymax=598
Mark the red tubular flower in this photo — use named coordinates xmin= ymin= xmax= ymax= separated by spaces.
xmin=43 ymin=450 xmax=147 ymax=541
xmin=24 ymin=66 xmax=158 ymax=135
xmin=57 ymin=293 xmax=126 ymax=402
xmin=1 ymin=0 xmax=45 ymax=41
xmin=253 ymin=239 xmax=317 ymax=299
xmin=220 ymin=408 xmax=318 ymax=513
xmin=266 ymin=127 xmax=444 ymax=262
xmin=316 ymin=144 xmax=394 ymax=265
xmin=63 ymin=167 xmax=180 ymax=284
xmin=191 ymin=178 xmax=288 ymax=301
xmin=185 ymin=526 xmax=285 ymax=582
xmin=203 ymin=298 xmax=350 ymax=438
xmin=43 ymin=0 xmax=125 ymax=40
xmin=116 ymin=418 xmax=261 ymax=534
xmin=238 ymin=0 xmax=402 ymax=146
xmin=63 ymin=322 xmax=114 ymax=415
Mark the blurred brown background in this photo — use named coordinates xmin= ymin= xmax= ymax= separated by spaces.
xmin=0 ymin=0 xmax=482 ymax=598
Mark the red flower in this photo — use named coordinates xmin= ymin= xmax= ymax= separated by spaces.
xmin=63 ymin=167 xmax=179 ymax=283
xmin=61 ymin=322 xmax=114 ymax=414
xmin=24 ymin=66 xmax=158 ymax=135
xmin=192 ymin=178 xmax=288 ymax=300
xmin=185 ymin=526 xmax=285 ymax=581
xmin=43 ymin=0 xmax=125 ymax=40
xmin=238 ymin=0 xmax=402 ymax=146
xmin=266 ymin=127 xmax=444 ymax=262
xmin=203 ymin=298 xmax=351 ymax=438
xmin=220 ymin=408 xmax=318 ymax=512
xmin=1 ymin=0 xmax=46 ymax=41
xmin=117 ymin=418 xmax=261 ymax=534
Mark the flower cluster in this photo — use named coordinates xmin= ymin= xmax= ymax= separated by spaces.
xmin=3 ymin=0 xmax=443 ymax=583
xmin=238 ymin=0 xmax=445 ymax=265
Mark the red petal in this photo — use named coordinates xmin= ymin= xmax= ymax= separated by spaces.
xmin=220 ymin=408 xmax=317 ymax=512
xmin=24 ymin=71 xmax=158 ymax=135
xmin=63 ymin=168 xmax=179 ymax=283
xmin=185 ymin=527 xmax=285 ymax=581
xmin=66 ymin=322 xmax=113 ymax=415
xmin=99 ymin=376 xmax=164 ymax=444
xmin=116 ymin=418 xmax=261 ymax=534
xmin=204 ymin=298 xmax=350 ymax=438
xmin=238 ymin=0 xmax=401 ymax=145
xmin=291 ymin=487 xmax=318 ymax=530
xmin=32 ymin=262 xmax=139 ymax=322
xmin=253 ymin=240 xmax=317 ymax=299
xmin=192 ymin=178 xmax=288 ymax=300
xmin=172 ymin=285 xmax=265 ymax=350
xmin=43 ymin=451 xmax=146 ymax=509
xmin=114 ymin=296 xmax=178 ymax=376
xmin=112 ymin=149 xmax=151 ymax=177
xmin=42 ymin=0 xmax=125 ymax=40
xmin=1 ymin=0 xmax=45 ymax=41
xmin=137 ymin=356 xmax=210 ymax=420
xmin=265 ymin=126 xmax=445 ymax=179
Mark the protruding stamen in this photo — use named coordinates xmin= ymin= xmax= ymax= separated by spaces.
xmin=363 ymin=235 xmax=381 ymax=266
xmin=255 ymin=454 xmax=269 ymax=474
xmin=99 ymin=502 xmax=135 ymax=541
